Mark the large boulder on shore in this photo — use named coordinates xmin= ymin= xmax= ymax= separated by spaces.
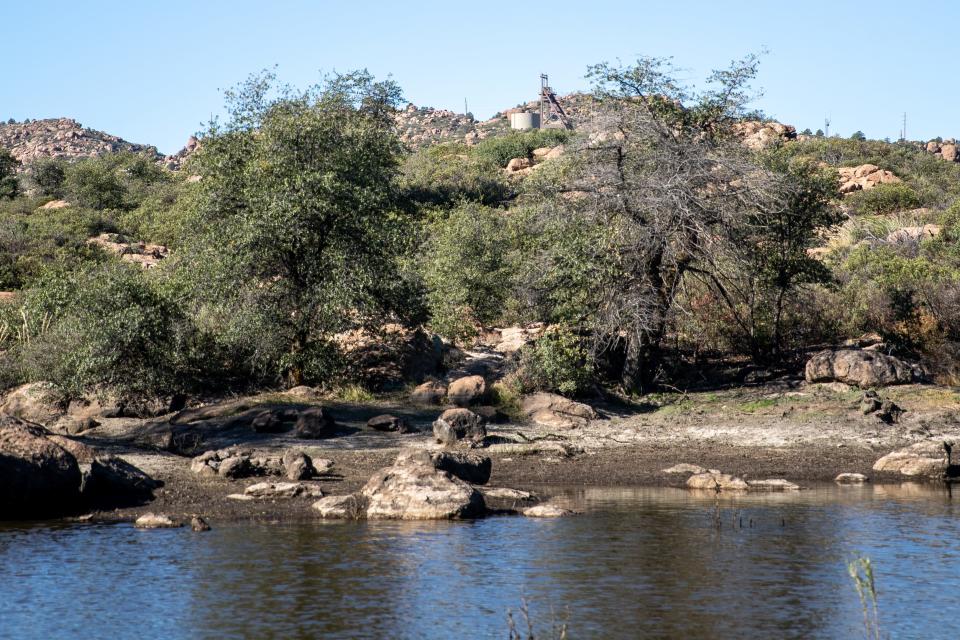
xmin=520 ymin=392 xmax=598 ymax=429
xmin=804 ymin=349 xmax=915 ymax=388
xmin=432 ymin=408 xmax=487 ymax=446
xmin=873 ymin=441 xmax=954 ymax=478
xmin=362 ymin=454 xmax=485 ymax=519
xmin=447 ymin=375 xmax=487 ymax=406
xmin=0 ymin=382 xmax=68 ymax=427
xmin=397 ymin=449 xmax=491 ymax=485
xmin=410 ymin=380 xmax=447 ymax=405
xmin=80 ymin=456 xmax=159 ymax=506
xmin=0 ymin=415 xmax=81 ymax=517
xmin=294 ymin=406 xmax=337 ymax=439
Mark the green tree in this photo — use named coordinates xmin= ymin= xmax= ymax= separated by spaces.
xmin=851 ymin=131 xmax=866 ymax=141
xmin=0 ymin=148 xmax=20 ymax=199
xmin=178 ymin=70 xmax=417 ymax=386
xmin=30 ymin=158 xmax=67 ymax=198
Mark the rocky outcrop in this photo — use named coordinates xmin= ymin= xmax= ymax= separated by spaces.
xmin=432 ymin=408 xmax=487 ymax=446
xmin=805 ymin=349 xmax=916 ymax=388
xmin=873 ymin=441 xmax=954 ymax=478
xmin=734 ymin=121 xmax=797 ymax=150
xmin=480 ymin=325 xmax=546 ymax=354
xmin=0 ymin=416 xmax=82 ymax=517
xmin=837 ymin=164 xmax=901 ymax=194
xmin=361 ymin=453 xmax=485 ymax=519
xmin=0 ymin=118 xmax=160 ymax=167
xmin=161 ymin=135 xmax=199 ymax=171
xmin=0 ymin=381 xmax=69 ymax=427
xmin=87 ymin=233 xmax=168 ymax=269
xmin=924 ymin=139 xmax=960 ymax=162
xmin=520 ymin=392 xmax=598 ymax=429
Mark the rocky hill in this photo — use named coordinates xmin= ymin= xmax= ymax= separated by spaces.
xmin=395 ymin=93 xmax=597 ymax=149
xmin=0 ymin=118 xmax=160 ymax=167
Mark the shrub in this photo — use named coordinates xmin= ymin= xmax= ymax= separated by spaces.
xmin=515 ymin=326 xmax=594 ymax=396
xmin=848 ymin=183 xmax=921 ymax=215
xmin=473 ymin=129 xmax=570 ymax=168
xmin=401 ymin=143 xmax=511 ymax=207
xmin=10 ymin=262 xmax=189 ymax=399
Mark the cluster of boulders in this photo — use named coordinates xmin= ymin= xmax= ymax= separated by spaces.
xmin=733 ymin=121 xmax=797 ymax=151
xmin=663 ymin=463 xmax=800 ymax=492
xmin=837 ymin=164 xmax=901 ymax=194
xmin=923 ymin=139 xmax=959 ymax=162
xmin=504 ymin=145 xmax=565 ymax=177
xmin=189 ymin=447 xmax=333 ymax=481
xmin=161 ymin=135 xmax=199 ymax=171
xmin=884 ymin=222 xmax=941 ymax=245
xmin=0 ymin=118 xmax=160 ymax=167
xmin=394 ymin=104 xmax=490 ymax=148
xmin=312 ymin=449 xmax=566 ymax=520
xmin=0 ymin=414 xmax=157 ymax=519
xmin=87 ymin=233 xmax=169 ymax=269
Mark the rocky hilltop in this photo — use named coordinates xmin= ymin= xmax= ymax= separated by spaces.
xmin=0 ymin=118 xmax=160 ymax=167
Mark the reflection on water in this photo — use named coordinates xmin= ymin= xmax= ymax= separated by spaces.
xmin=1 ymin=484 xmax=959 ymax=639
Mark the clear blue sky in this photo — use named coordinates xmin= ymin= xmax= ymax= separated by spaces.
xmin=4 ymin=0 xmax=955 ymax=154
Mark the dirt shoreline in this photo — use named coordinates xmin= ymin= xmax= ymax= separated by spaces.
xmin=61 ymin=381 xmax=960 ymax=526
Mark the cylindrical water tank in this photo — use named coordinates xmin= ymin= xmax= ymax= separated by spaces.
xmin=509 ymin=112 xmax=540 ymax=130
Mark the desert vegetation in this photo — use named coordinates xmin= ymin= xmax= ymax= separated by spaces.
xmin=3 ymin=56 xmax=960 ymax=405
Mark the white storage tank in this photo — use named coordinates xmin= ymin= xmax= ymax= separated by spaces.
xmin=509 ymin=112 xmax=540 ymax=130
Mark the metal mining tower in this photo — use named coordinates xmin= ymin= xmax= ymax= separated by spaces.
xmin=539 ymin=74 xmax=572 ymax=130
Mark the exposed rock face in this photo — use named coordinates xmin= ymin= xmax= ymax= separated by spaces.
xmin=447 ymin=375 xmax=487 ymax=406
xmin=294 ymin=407 xmax=337 ymax=439
xmin=0 ymin=118 xmax=160 ymax=167
xmin=410 ymin=380 xmax=447 ymax=405
xmin=480 ymin=325 xmax=545 ymax=354
xmin=432 ymin=408 xmax=487 ymax=446
xmin=86 ymin=233 xmax=168 ymax=269
xmin=161 ymin=135 xmax=199 ymax=171
xmin=837 ymin=164 xmax=901 ymax=194
xmin=686 ymin=472 xmax=750 ymax=491
xmin=805 ymin=349 xmax=915 ymax=388
xmin=520 ymin=392 xmax=598 ymax=429
xmin=0 ymin=416 xmax=82 ymax=517
xmin=873 ymin=441 xmax=954 ymax=478
xmin=361 ymin=454 xmax=485 ymax=519
xmin=0 ymin=381 xmax=68 ymax=427
xmin=734 ymin=121 xmax=797 ymax=150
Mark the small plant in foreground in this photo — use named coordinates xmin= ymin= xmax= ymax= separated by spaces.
xmin=847 ymin=555 xmax=881 ymax=640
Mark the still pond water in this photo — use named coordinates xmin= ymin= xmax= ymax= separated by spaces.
xmin=2 ymin=484 xmax=959 ymax=639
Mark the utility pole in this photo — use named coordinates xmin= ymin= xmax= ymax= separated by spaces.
xmin=901 ymin=112 xmax=907 ymax=141
xmin=464 ymin=98 xmax=469 ymax=117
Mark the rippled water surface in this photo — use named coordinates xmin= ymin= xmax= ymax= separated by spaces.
xmin=2 ymin=484 xmax=960 ymax=639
